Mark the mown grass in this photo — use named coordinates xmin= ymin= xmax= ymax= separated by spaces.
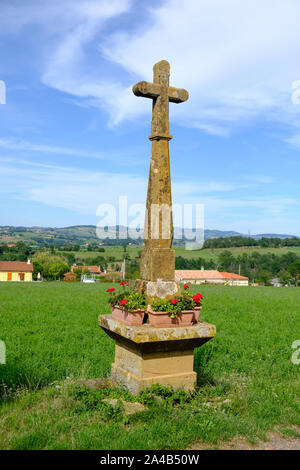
xmin=0 ymin=282 xmax=299 ymax=449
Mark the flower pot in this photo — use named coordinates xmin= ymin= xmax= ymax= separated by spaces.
xmin=111 ymin=305 xmax=145 ymax=326
xmin=193 ymin=306 xmax=202 ymax=323
xmin=147 ymin=308 xmax=200 ymax=328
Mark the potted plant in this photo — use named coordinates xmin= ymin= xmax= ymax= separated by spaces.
xmin=106 ymin=282 xmax=146 ymax=326
xmin=148 ymin=284 xmax=203 ymax=328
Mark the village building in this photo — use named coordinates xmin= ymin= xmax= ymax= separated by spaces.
xmin=0 ymin=260 xmax=33 ymax=282
xmin=175 ymin=269 xmax=249 ymax=286
xmin=64 ymin=272 xmax=77 ymax=282
xmin=72 ymin=265 xmax=104 ymax=276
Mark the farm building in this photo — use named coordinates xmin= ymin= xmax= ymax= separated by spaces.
xmin=175 ymin=269 xmax=248 ymax=286
xmin=64 ymin=272 xmax=77 ymax=282
xmin=0 ymin=260 xmax=33 ymax=282
xmin=71 ymin=265 xmax=104 ymax=276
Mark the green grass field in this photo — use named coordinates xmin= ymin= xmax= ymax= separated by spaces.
xmin=0 ymin=283 xmax=299 ymax=449
xmin=76 ymin=245 xmax=300 ymax=263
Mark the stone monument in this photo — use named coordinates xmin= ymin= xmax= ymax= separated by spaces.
xmin=133 ymin=60 xmax=188 ymax=302
xmin=99 ymin=60 xmax=216 ymax=394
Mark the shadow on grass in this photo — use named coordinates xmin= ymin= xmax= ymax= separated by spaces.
xmin=194 ymin=344 xmax=216 ymax=387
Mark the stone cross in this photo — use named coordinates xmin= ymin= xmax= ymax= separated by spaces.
xmin=133 ymin=60 xmax=188 ymax=140
xmin=133 ymin=60 xmax=188 ymax=284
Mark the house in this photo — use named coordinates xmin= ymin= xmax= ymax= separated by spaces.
xmin=270 ymin=277 xmax=282 ymax=287
xmin=219 ymin=272 xmax=249 ymax=286
xmin=64 ymin=272 xmax=77 ymax=282
xmin=0 ymin=260 xmax=33 ymax=282
xmin=72 ymin=265 xmax=103 ymax=276
xmin=175 ymin=269 xmax=248 ymax=286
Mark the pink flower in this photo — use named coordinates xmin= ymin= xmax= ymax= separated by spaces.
xmin=171 ymin=298 xmax=179 ymax=305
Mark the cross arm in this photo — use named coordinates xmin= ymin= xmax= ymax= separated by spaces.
xmin=168 ymin=86 xmax=189 ymax=103
xmin=132 ymin=81 xmax=161 ymax=99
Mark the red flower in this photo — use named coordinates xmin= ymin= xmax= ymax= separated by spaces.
xmin=193 ymin=293 xmax=203 ymax=303
xmin=120 ymin=299 xmax=128 ymax=306
xmin=106 ymin=288 xmax=115 ymax=293
xmin=183 ymin=284 xmax=189 ymax=290
xmin=120 ymin=281 xmax=126 ymax=285
xmin=171 ymin=298 xmax=179 ymax=304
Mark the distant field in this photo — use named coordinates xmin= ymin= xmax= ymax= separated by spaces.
xmin=75 ymin=245 xmax=300 ymax=264
xmin=0 ymin=283 xmax=299 ymax=449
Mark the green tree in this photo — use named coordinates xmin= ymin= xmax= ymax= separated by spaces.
xmin=48 ymin=263 xmax=69 ymax=280
xmin=278 ymin=270 xmax=291 ymax=286
xmin=288 ymin=260 xmax=300 ymax=286
xmin=256 ymin=270 xmax=272 ymax=286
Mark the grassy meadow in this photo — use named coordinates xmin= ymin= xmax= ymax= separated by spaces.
xmin=0 ymin=282 xmax=299 ymax=449
xmin=76 ymin=244 xmax=300 ymax=263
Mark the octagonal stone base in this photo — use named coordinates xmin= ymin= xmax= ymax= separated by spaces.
xmin=98 ymin=314 xmax=216 ymax=395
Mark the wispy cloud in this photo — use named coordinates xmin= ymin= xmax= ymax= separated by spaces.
xmin=0 ymin=138 xmax=106 ymax=159
xmin=0 ymin=156 xmax=295 ymax=221
xmin=3 ymin=0 xmax=300 ymax=140
xmin=0 ymin=138 xmax=144 ymax=165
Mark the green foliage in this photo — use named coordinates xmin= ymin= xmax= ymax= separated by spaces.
xmin=32 ymin=251 xmax=70 ymax=280
xmin=107 ymin=286 xmax=146 ymax=312
xmin=203 ymin=235 xmax=300 ymax=249
xmin=176 ymin=248 xmax=300 ymax=284
xmin=151 ymin=293 xmax=201 ymax=318
xmin=48 ymin=263 xmax=69 ymax=280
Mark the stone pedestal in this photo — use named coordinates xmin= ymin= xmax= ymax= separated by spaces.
xmin=99 ymin=314 xmax=216 ymax=395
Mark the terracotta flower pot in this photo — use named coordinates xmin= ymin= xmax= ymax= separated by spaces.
xmin=111 ymin=305 xmax=145 ymax=326
xmin=193 ymin=306 xmax=202 ymax=323
xmin=147 ymin=308 xmax=200 ymax=328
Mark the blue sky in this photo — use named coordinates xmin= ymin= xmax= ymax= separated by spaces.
xmin=0 ymin=0 xmax=299 ymax=235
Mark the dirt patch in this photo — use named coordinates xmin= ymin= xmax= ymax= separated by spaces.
xmin=190 ymin=428 xmax=300 ymax=450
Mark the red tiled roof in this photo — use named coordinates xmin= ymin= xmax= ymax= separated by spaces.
xmin=175 ymin=270 xmax=223 ymax=280
xmin=0 ymin=261 xmax=33 ymax=272
xmin=219 ymin=272 xmax=248 ymax=280
xmin=175 ymin=270 xmax=248 ymax=280
xmin=73 ymin=265 xmax=103 ymax=274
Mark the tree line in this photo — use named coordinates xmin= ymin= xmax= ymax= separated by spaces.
xmin=203 ymin=236 xmax=300 ymax=249
xmin=175 ymin=250 xmax=300 ymax=285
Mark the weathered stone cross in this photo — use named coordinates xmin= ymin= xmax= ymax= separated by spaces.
xmin=133 ymin=60 xmax=188 ymax=140
xmin=133 ymin=60 xmax=188 ymax=288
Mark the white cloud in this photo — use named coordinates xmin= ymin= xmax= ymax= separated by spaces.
xmin=4 ymin=0 xmax=300 ymax=137
xmin=101 ymin=0 xmax=300 ymax=132
xmin=0 ymin=157 xmax=295 ymax=223
xmin=0 ymin=138 xmax=106 ymax=159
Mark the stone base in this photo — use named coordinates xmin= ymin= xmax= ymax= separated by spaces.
xmin=135 ymin=279 xmax=181 ymax=303
xmin=98 ymin=314 xmax=216 ymax=395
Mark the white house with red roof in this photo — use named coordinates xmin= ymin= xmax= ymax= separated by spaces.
xmin=175 ymin=269 xmax=248 ymax=286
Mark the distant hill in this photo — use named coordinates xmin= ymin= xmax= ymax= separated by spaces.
xmin=251 ymin=233 xmax=298 ymax=240
xmin=0 ymin=225 xmax=297 ymax=246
